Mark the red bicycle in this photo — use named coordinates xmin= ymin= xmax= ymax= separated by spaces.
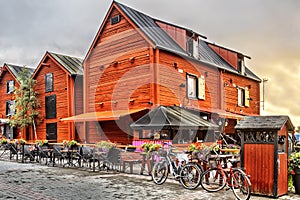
xmin=199 ymin=150 xmax=251 ymax=200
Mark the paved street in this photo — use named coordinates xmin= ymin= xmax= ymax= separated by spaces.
xmin=0 ymin=160 xmax=298 ymax=200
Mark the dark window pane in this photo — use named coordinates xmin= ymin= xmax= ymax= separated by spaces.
xmin=46 ymin=123 xmax=57 ymax=141
xmin=45 ymin=73 xmax=53 ymax=92
xmin=45 ymin=95 xmax=56 ymax=119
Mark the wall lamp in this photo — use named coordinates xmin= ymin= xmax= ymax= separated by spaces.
xmin=129 ymin=57 xmax=135 ymax=64
xmin=99 ymin=65 xmax=105 ymax=70
xmin=99 ymin=102 xmax=104 ymax=108
xmin=148 ymin=101 xmax=153 ymax=105
xmin=173 ymin=62 xmax=178 ymax=69
xmin=204 ymin=71 xmax=208 ymax=77
xmin=112 ymin=61 xmax=118 ymax=67
xmin=179 ymin=83 xmax=185 ymax=88
xmin=129 ymin=99 xmax=135 ymax=105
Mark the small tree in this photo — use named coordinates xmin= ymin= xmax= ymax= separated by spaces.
xmin=10 ymin=67 xmax=40 ymax=139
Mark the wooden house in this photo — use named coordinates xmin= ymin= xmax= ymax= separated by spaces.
xmin=32 ymin=52 xmax=83 ymax=142
xmin=63 ymin=1 xmax=261 ymax=145
xmin=0 ymin=63 xmax=34 ymax=140
xmin=235 ymin=116 xmax=294 ymax=197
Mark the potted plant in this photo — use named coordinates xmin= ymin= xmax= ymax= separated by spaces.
xmin=288 ymin=151 xmax=300 ymax=194
xmin=0 ymin=138 xmax=8 ymax=145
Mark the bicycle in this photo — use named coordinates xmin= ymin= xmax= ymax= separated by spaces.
xmin=199 ymin=150 xmax=251 ymax=200
xmin=151 ymin=143 xmax=203 ymax=190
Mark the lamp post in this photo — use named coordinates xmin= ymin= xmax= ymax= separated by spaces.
xmin=262 ymin=78 xmax=268 ymax=110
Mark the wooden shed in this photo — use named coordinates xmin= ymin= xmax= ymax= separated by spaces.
xmin=235 ymin=116 xmax=294 ymax=197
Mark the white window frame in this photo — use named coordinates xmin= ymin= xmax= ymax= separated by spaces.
xmin=6 ymin=80 xmax=14 ymax=94
xmin=187 ymin=74 xmax=197 ymax=99
xmin=237 ymin=87 xmax=250 ymax=107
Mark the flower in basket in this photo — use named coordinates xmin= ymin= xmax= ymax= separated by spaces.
xmin=62 ymin=140 xmax=70 ymax=148
xmin=19 ymin=138 xmax=27 ymax=145
xmin=187 ymin=143 xmax=210 ymax=160
xmin=68 ymin=140 xmax=78 ymax=148
xmin=0 ymin=138 xmax=8 ymax=144
xmin=210 ymin=143 xmax=220 ymax=154
xmin=35 ymin=139 xmax=48 ymax=147
xmin=141 ymin=143 xmax=161 ymax=155
xmin=96 ymin=141 xmax=116 ymax=152
xmin=222 ymin=144 xmax=240 ymax=154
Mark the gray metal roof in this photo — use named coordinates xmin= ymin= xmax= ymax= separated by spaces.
xmin=49 ymin=52 xmax=83 ymax=75
xmin=199 ymin=40 xmax=237 ymax=73
xmin=115 ymin=2 xmax=187 ymax=56
xmin=130 ymin=105 xmax=219 ymax=130
xmin=5 ymin=64 xmax=34 ymax=80
xmin=115 ymin=1 xmax=260 ymax=82
xmin=235 ymin=116 xmax=294 ymax=131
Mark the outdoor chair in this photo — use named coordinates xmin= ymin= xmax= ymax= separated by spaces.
xmin=52 ymin=145 xmax=67 ymax=167
xmin=22 ymin=145 xmax=37 ymax=163
xmin=9 ymin=143 xmax=20 ymax=161
xmin=80 ymin=146 xmax=98 ymax=169
xmin=106 ymin=148 xmax=121 ymax=171
xmin=37 ymin=145 xmax=50 ymax=165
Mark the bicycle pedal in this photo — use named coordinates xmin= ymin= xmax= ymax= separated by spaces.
xmin=225 ymin=186 xmax=231 ymax=191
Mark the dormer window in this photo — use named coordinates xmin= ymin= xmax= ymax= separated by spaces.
xmin=187 ymin=36 xmax=200 ymax=59
xmin=238 ymin=58 xmax=245 ymax=75
xmin=6 ymin=80 xmax=14 ymax=94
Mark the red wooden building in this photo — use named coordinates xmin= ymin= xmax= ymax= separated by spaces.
xmin=32 ymin=52 xmax=83 ymax=142
xmin=0 ymin=63 xmax=34 ymax=140
xmin=63 ymin=1 xmax=261 ymax=145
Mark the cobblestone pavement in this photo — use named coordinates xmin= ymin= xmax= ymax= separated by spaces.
xmin=0 ymin=160 xmax=298 ymax=200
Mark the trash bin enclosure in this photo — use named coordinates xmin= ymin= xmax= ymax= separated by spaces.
xmin=235 ymin=116 xmax=294 ymax=197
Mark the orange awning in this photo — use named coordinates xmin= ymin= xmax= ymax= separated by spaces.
xmin=60 ymin=108 xmax=147 ymax=122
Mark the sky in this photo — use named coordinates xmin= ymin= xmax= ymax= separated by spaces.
xmin=1 ymin=0 xmax=300 ymax=127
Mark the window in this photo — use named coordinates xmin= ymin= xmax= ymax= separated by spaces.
xmin=6 ymin=100 xmax=15 ymax=116
xmin=46 ymin=123 xmax=57 ymax=141
xmin=6 ymin=80 xmax=14 ymax=94
xmin=45 ymin=73 xmax=53 ymax=92
xmin=187 ymin=74 xmax=197 ymax=98
xmin=111 ymin=15 xmax=121 ymax=25
xmin=187 ymin=74 xmax=206 ymax=100
xmin=238 ymin=87 xmax=250 ymax=107
xmin=45 ymin=95 xmax=56 ymax=119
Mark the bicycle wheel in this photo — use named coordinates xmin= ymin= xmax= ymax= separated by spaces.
xmin=179 ymin=163 xmax=202 ymax=190
xmin=231 ymin=169 xmax=251 ymax=200
xmin=200 ymin=168 xmax=227 ymax=192
xmin=151 ymin=160 xmax=168 ymax=185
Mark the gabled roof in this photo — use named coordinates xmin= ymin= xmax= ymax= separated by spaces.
xmin=48 ymin=52 xmax=83 ymax=75
xmin=114 ymin=1 xmax=260 ymax=82
xmin=2 ymin=63 xmax=34 ymax=81
xmin=130 ymin=105 xmax=219 ymax=130
xmin=235 ymin=116 xmax=294 ymax=131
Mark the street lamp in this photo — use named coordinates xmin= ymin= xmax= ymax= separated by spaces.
xmin=261 ymin=78 xmax=268 ymax=110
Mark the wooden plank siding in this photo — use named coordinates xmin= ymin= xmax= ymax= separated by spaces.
xmin=34 ymin=56 xmax=77 ymax=142
xmin=208 ymin=44 xmax=239 ymax=70
xmin=85 ymin=7 xmax=151 ymax=113
xmin=0 ymin=67 xmax=24 ymax=139
xmin=158 ymin=51 xmax=220 ymax=110
xmin=223 ymin=71 xmax=260 ymax=115
xmin=244 ymin=144 xmax=275 ymax=196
